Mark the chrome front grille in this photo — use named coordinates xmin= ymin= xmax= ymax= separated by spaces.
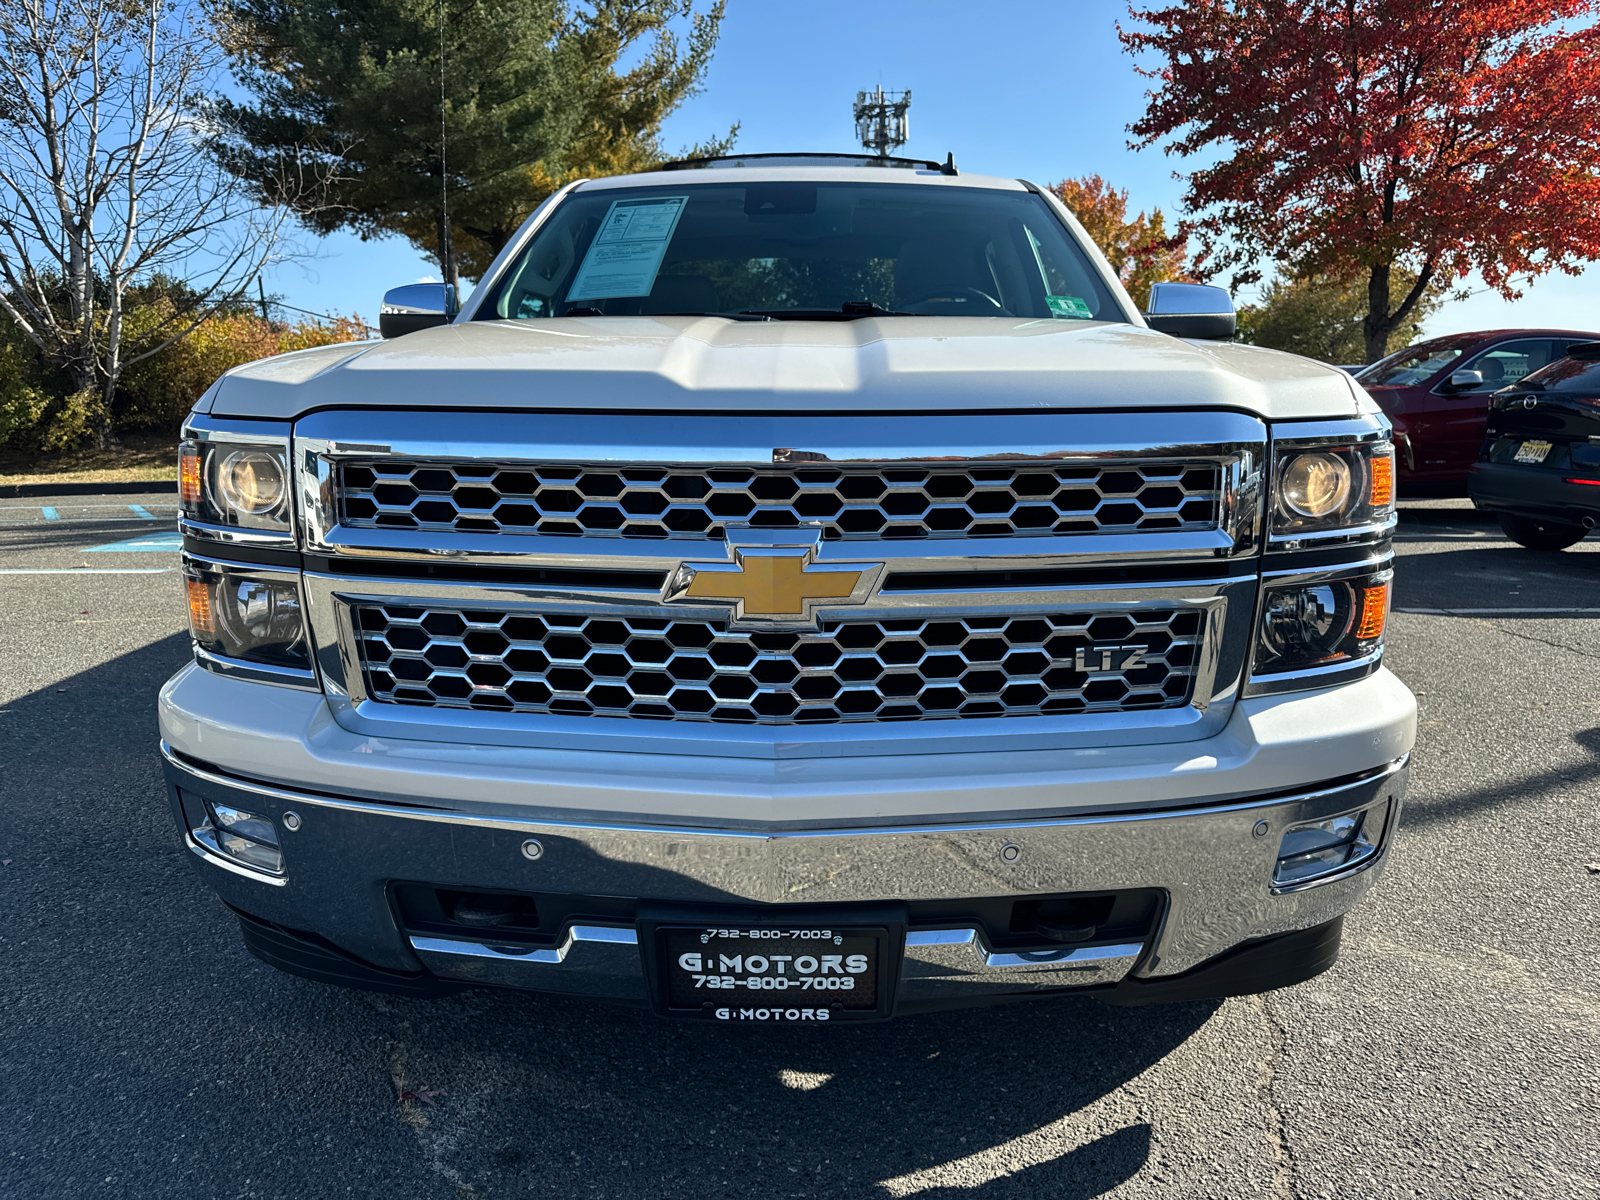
xmin=351 ymin=604 xmax=1203 ymax=725
xmin=335 ymin=460 xmax=1224 ymax=541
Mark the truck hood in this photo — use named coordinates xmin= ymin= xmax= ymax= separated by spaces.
xmin=202 ymin=316 xmax=1363 ymax=422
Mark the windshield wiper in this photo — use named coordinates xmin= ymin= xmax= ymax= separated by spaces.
xmin=653 ymin=311 xmax=776 ymax=322
xmin=736 ymin=301 xmax=913 ymax=321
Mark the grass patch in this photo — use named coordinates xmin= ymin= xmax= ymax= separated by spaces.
xmin=0 ymin=431 xmax=176 ymax=486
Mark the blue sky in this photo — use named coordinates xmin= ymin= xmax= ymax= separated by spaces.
xmin=262 ymin=0 xmax=1599 ymax=337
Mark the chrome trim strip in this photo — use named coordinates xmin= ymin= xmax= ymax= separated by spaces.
xmin=412 ymin=925 xmax=638 ymax=961
xmin=180 ymin=517 xmax=294 ymax=546
xmin=300 ymin=526 xmax=1245 ymax=571
xmin=1269 ymin=415 xmax=1391 ymax=445
xmin=180 ymin=413 xmax=292 ymax=446
xmin=184 ymin=830 xmax=288 ymax=886
xmin=1267 ymin=511 xmax=1398 ymax=551
xmin=1243 ymin=650 xmax=1384 ymax=698
xmin=900 ymin=928 xmax=1144 ymax=993
xmin=182 ymin=549 xmax=303 ymax=580
xmin=162 ymin=742 xmax=1409 ymax=976
xmin=193 ymin=647 xmax=320 ymax=691
xmin=1259 ymin=553 xmax=1393 ymax=584
xmin=410 ymin=926 xmax=647 ymax=997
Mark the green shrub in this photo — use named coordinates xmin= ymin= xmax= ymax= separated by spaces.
xmin=0 ymin=302 xmax=370 ymax=454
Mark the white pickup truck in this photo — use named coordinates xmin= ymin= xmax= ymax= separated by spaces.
xmin=162 ymin=153 xmax=1414 ymax=1023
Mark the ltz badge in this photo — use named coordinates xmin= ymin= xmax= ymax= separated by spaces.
xmin=1075 ymin=644 xmax=1150 ymax=673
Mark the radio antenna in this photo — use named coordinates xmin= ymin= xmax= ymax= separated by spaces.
xmin=438 ymin=0 xmax=455 ymax=313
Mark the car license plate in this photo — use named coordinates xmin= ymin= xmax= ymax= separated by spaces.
xmin=1514 ymin=440 xmax=1553 ymax=464
xmin=659 ymin=925 xmax=884 ymax=1021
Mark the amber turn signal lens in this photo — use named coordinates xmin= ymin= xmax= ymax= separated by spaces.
xmin=180 ymin=449 xmax=202 ymax=504
xmin=1354 ymin=584 xmax=1388 ymax=640
xmin=1369 ymin=454 xmax=1394 ymax=508
xmin=186 ymin=578 xmax=216 ymax=639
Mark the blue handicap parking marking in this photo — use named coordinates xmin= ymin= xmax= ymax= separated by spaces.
xmin=84 ymin=533 xmax=184 ymax=552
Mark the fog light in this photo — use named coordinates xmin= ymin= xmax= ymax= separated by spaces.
xmin=195 ymin=801 xmax=284 ymax=875
xmin=1273 ymin=800 xmax=1389 ymax=890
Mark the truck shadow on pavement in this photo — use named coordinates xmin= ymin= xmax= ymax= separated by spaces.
xmin=0 ymin=633 xmax=1218 ymax=1199
xmin=355 ymin=983 xmax=1201 ymax=1198
xmin=1400 ymin=724 xmax=1600 ymax=831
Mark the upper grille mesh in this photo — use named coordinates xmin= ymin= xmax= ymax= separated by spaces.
xmin=352 ymin=604 xmax=1203 ymax=725
xmin=336 ymin=460 xmax=1223 ymax=541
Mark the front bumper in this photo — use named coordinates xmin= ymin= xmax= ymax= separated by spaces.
xmin=162 ymin=735 xmax=1410 ymax=1011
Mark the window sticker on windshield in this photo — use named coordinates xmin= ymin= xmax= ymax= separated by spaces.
xmin=1046 ymin=295 xmax=1093 ymax=319
xmin=567 ymin=196 xmax=690 ymax=301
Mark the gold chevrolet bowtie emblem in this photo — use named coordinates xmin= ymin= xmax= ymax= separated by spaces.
xmin=665 ymin=527 xmax=881 ymax=624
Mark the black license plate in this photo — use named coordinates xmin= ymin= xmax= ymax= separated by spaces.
xmin=659 ymin=925 xmax=886 ymax=1022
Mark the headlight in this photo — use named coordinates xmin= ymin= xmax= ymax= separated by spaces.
xmin=184 ymin=559 xmax=309 ymax=670
xmin=1270 ymin=435 xmax=1394 ymax=542
xmin=179 ymin=437 xmax=293 ymax=534
xmin=1253 ymin=567 xmax=1389 ymax=678
xmin=214 ymin=449 xmax=287 ymax=514
xmin=1279 ymin=453 xmax=1350 ymax=518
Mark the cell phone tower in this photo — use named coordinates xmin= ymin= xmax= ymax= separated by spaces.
xmin=854 ymin=86 xmax=911 ymax=157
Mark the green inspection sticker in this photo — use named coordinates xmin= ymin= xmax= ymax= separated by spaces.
xmin=1046 ymin=295 xmax=1094 ymax=319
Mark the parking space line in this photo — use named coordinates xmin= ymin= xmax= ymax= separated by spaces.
xmin=1397 ymin=607 xmax=1600 ymax=615
xmin=84 ymin=533 xmax=183 ymax=552
xmin=128 ymin=504 xmax=155 ymax=519
xmin=40 ymin=506 xmax=58 ymax=521
xmin=0 ymin=567 xmax=176 ymax=574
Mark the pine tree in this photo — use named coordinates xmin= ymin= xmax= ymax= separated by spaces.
xmin=211 ymin=0 xmax=732 ymax=283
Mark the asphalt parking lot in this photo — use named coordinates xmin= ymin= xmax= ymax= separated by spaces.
xmin=1 ymin=496 xmax=1596 ymax=1200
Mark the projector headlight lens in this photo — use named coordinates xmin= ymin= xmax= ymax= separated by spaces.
xmin=1280 ymin=452 xmax=1351 ymax=519
xmin=214 ymin=449 xmax=287 ymax=515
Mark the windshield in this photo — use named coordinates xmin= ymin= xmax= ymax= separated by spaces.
xmin=1357 ymin=337 xmax=1476 ymax=386
xmin=475 ymin=180 xmax=1123 ymax=322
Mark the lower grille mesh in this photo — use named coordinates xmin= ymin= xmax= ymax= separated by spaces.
xmin=353 ymin=605 xmax=1203 ymax=725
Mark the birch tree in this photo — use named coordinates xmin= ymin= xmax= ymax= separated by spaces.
xmin=0 ymin=0 xmax=312 ymax=446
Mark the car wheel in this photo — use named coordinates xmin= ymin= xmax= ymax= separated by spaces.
xmin=1496 ymin=511 xmax=1589 ymax=551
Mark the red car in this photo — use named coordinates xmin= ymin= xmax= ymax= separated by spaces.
xmin=1356 ymin=329 xmax=1600 ymax=489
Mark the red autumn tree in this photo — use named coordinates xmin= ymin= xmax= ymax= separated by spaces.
xmin=1121 ymin=1 xmax=1600 ymax=361
xmin=1050 ymin=175 xmax=1189 ymax=309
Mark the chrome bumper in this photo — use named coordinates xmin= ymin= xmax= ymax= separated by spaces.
xmin=163 ymin=743 xmax=1407 ymax=1006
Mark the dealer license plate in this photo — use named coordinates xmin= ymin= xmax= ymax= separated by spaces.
xmin=660 ymin=925 xmax=883 ymax=1021
xmin=1514 ymin=440 xmax=1553 ymax=464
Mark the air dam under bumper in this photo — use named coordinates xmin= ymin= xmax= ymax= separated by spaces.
xmin=162 ymin=746 xmax=1408 ymax=1011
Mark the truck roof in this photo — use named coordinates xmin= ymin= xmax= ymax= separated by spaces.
xmin=575 ymin=159 xmax=1027 ymax=193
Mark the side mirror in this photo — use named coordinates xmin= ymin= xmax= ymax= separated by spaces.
xmin=380 ymin=283 xmax=456 ymax=339
xmin=1142 ymin=282 xmax=1237 ymax=340
xmin=1446 ymin=368 xmax=1484 ymax=392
